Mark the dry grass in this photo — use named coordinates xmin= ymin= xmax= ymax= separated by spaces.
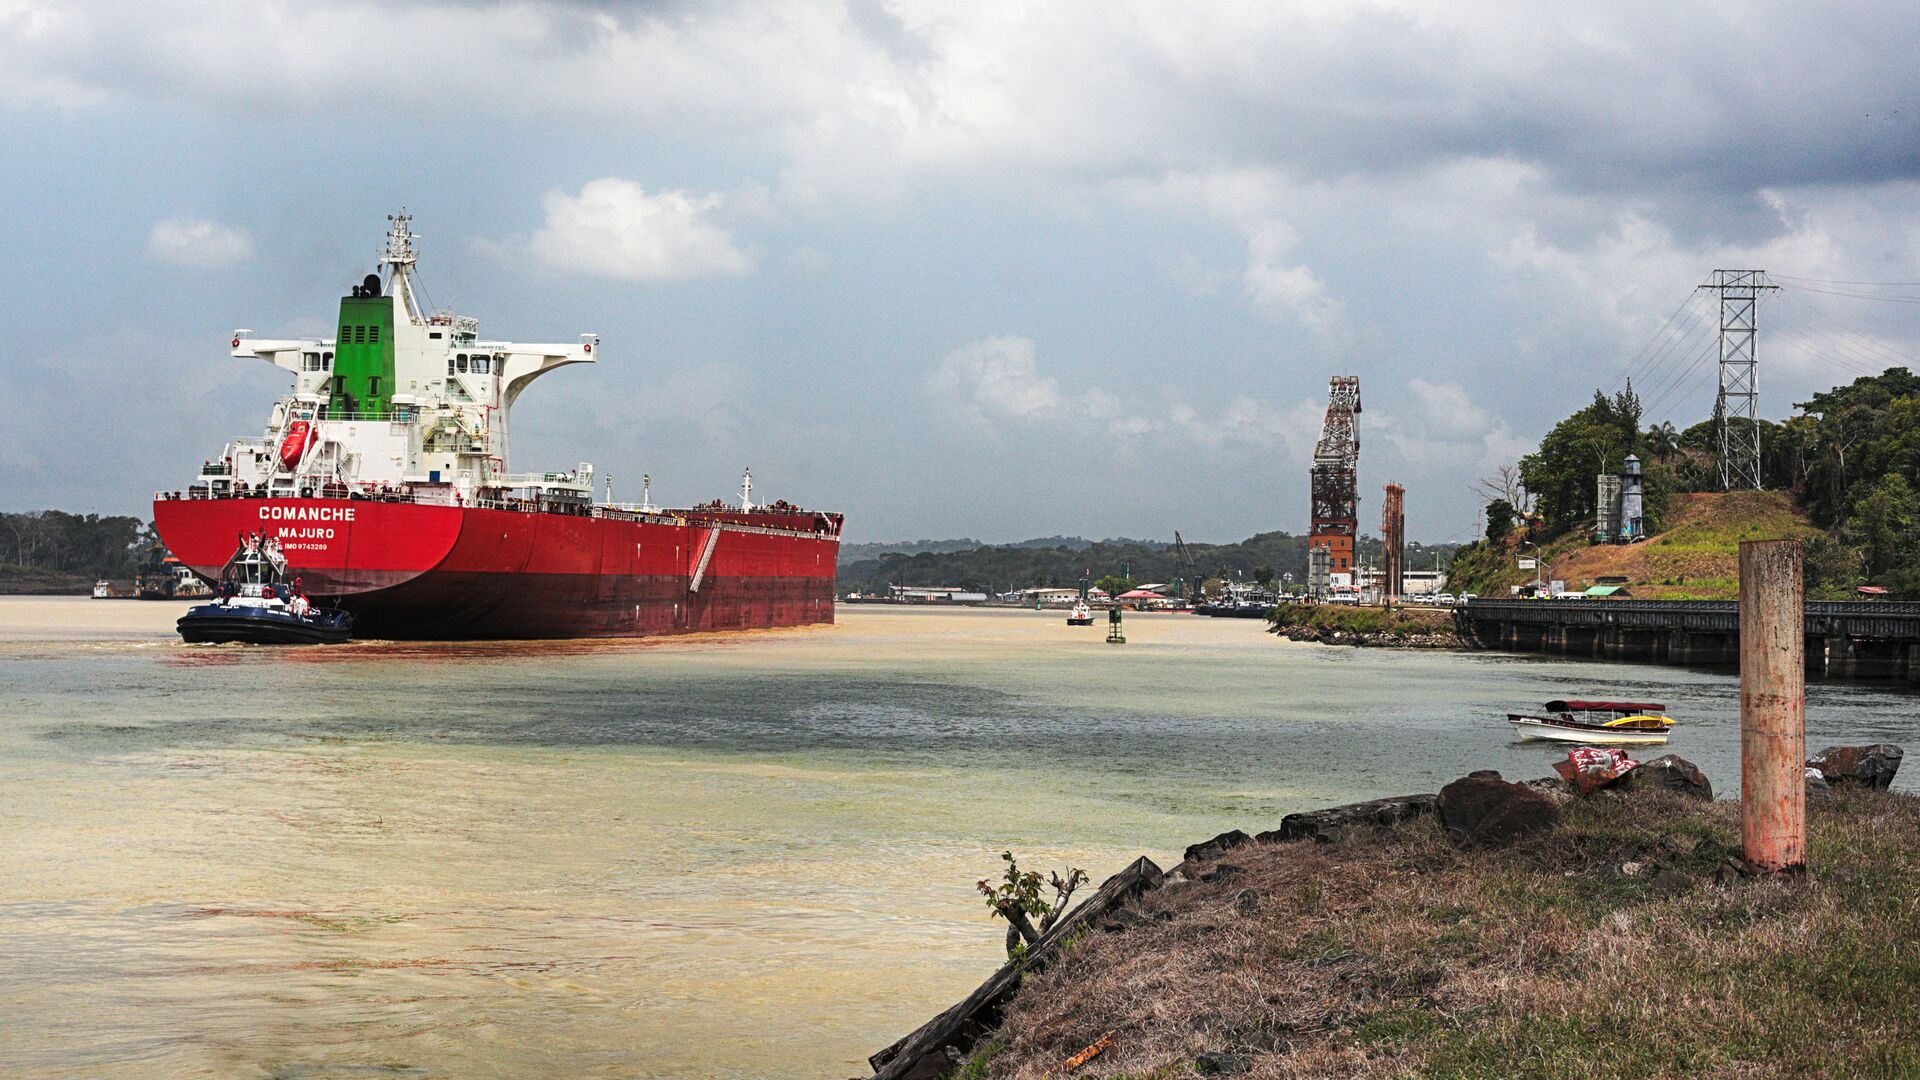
xmin=1546 ymin=491 xmax=1824 ymax=600
xmin=968 ymin=788 xmax=1920 ymax=1079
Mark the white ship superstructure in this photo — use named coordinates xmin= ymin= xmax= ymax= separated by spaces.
xmin=196 ymin=214 xmax=600 ymax=508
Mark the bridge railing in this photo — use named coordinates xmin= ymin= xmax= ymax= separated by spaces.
xmin=1461 ymin=597 xmax=1920 ymax=638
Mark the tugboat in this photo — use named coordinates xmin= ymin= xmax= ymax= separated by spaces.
xmin=177 ymin=534 xmax=354 ymax=644
xmin=1067 ymin=600 xmax=1095 ymax=626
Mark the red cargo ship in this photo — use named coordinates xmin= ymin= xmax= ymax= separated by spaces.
xmin=153 ymin=215 xmax=840 ymax=639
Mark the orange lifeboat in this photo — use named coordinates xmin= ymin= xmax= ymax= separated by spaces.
xmin=278 ymin=420 xmax=317 ymax=470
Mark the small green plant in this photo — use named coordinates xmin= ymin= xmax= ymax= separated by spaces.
xmin=948 ymin=1039 xmax=1005 ymax=1079
xmin=978 ymin=851 xmax=1089 ymax=959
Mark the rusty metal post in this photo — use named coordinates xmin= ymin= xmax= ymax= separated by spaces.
xmin=1739 ymin=539 xmax=1806 ymax=875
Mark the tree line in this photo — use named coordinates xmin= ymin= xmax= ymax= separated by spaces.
xmin=838 ymin=531 xmax=1458 ymax=596
xmin=0 ymin=511 xmax=154 ymax=577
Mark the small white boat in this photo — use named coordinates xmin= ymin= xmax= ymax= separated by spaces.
xmin=92 ymin=580 xmax=113 ymax=599
xmin=1066 ymin=601 xmax=1094 ymax=626
xmin=1507 ymin=700 xmax=1674 ymax=746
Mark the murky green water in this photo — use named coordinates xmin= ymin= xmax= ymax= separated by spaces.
xmin=1 ymin=598 xmax=1913 ymax=1077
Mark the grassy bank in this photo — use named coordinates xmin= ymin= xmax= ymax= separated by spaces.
xmin=966 ymin=788 xmax=1920 ymax=1078
xmin=0 ymin=565 xmax=96 ymax=595
xmin=1267 ymin=602 xmax=1458 ymax=640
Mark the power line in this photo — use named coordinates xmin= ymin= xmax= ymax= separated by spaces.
xmin=1780 ymin=282 xmax=1920 ymax=305
xmin=1641 ymin=289 xmax=1749 ymax=417
xmin=1771 ymin=290 xmax=1920 ymax=372
xmin=1773 ymin=274 xmax=1920 ymax=288
xmin=1606 ymin=290 xmax=1711 ymax=394
xmin=1654 ymin=352 xmax=1725 ymax=429
xmin=1766 ymin=302 xmax=1886 ymax=380
xmin=1640 ymin=328 xmax=1723 ymax=422
xmin=1623 ymin=296 xmax=1716 ymax=405
xmin=1768 ymin=294 xmax=1912 ymax=380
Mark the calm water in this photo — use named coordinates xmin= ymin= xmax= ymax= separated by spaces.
xmin=1 ymin=598 xmax=1914 ymax=1078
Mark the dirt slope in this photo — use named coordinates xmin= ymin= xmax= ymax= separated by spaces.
xmin=1545 ymin=491 xmax=1822 ymax=599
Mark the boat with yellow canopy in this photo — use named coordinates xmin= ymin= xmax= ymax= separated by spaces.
xmin=1507 ymin=700 xmax=1675 ymax=745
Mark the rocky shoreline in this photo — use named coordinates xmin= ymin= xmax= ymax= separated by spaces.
xmin=1262 ymin=601 xmax=1468 ymax=650
xmin=1266 ymin=621 xmax=1466 ymax=650
xmin=869 ymin=743 xmax=1907 ymax=1079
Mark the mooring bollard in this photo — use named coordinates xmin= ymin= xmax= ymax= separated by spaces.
xmin=1738 ymin=539 xmax=1806 ymax=875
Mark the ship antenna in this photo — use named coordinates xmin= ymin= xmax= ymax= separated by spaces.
xmin=605 ymin=473 xmax=613 ymax=506
xmin=381 ymin=210 xmax=425 ymax=323
xmin=641 ymin=474 xmax=657 ymax=513
xmin=740 ymin=467 xmax=754 ymax=511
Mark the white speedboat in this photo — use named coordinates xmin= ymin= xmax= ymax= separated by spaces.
xmin=1507 ymin=700 xmax=1674 ymax=746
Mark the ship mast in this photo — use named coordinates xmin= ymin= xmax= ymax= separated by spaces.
xmin=382 ymin=212 xmax=424 ymax=324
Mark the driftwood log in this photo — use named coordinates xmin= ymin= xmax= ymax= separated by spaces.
xmin=868 ymin=855 xmax=1165 ymax=1080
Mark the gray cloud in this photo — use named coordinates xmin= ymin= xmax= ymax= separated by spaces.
xmin=6 ymin=1 xmax=1920 ymax=541
xmin=8 ymin=2 xmax=1917 ymax=204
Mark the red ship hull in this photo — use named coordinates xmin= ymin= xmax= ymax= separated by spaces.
xmin=152 ymin=497 xmax=840 ymax=639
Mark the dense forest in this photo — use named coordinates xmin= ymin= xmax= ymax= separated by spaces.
xmin=837 ymin=531 xmax=1457 ymax=596
xmin=1448 ymin=366 xmax=1920 ymax=598
xmin=0 ymin=511 xmax=152 ymax=574
xmin=0 ymin=510 xmax=154 ymax=591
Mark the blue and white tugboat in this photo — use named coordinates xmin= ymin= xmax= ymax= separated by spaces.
xmin=177 ymin=534 xmax=354 ymax=644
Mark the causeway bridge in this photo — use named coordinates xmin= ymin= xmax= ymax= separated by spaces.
xmin=1456 ymin=598 xmax=1920 ymax=682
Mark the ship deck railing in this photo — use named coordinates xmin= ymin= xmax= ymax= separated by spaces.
xmin=315 ymin=410 xmax=420 ymax=423
xmin=495 ymin=471 xmax=593 ymax=490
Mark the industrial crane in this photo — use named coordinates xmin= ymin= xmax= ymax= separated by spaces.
xmin=1173 ymin=531 xmax=1203 ymax=601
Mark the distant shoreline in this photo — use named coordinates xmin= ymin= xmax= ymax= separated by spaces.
xmin=0 ymin=572 xmax=98 ymax=597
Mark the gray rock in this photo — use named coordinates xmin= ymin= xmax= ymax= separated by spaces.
xmin=1437 ymin=773 xmax=1561 ymax=846
xmin=1257 ymin=793 xmax=1438 ymax=844
xmin=1521 ymin=775 xmax=1575 ymax=804
xmin=1807 ymin=744 xmax=1904 ymax=791
xmin=1198 ymin=863 xmax=1247 ymax=883
xmin=1184 ymin=829 xmax=1253 ymax=864
xmin=1097 ymin=907 xmax=1156 ymax=933
xmin=1652 ymin=868 xmax=1692 ymax=896
xmin=1611 ymin=754 xmax=1714 ymax=800
xmin=1806 ymin=767 xmax=1836 ymax=801
xmin=1660 ymin=833 xmax=1711 ymax=857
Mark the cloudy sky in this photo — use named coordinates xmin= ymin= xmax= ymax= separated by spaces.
xmin=5 ymin=1 xmax=1920 ymax=544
